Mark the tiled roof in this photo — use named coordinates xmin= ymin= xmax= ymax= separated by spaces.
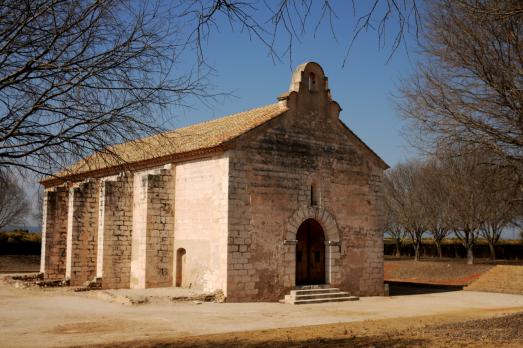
xmin=56 ymin=102 xmax=288 ymax=178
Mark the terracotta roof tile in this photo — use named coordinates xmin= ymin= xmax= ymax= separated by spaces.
xmin=58 ymin=102 xmax=288 ymax=178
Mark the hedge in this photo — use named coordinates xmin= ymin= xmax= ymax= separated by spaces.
xmin=0 ymin=230 xmax=41 ymax=255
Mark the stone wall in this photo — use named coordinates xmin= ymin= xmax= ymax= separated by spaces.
xmin=226 ymin=62 xmax=386 ymax=301
xmin=173 ymin=155 xmax=229 ymax=293
xmin=66 ymin=180 xmax=99 ymax=286
xmin=130 ymin=167 xmax=175 ymax=288
xmin=145 ymin=168 xmax=175 ymax=287
xmin=98 ymin=173 xmax=133 ymax=289
xmin=41 ymin=186 xmax=68 ymax=279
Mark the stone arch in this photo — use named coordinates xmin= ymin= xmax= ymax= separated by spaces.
xmin=285 ymin=206 xmax=339 ymax=242
xmin=283 ymin=206 xmax=341 ymax=287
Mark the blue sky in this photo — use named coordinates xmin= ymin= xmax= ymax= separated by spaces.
xmin=168 ymin=1 xmax=421 ymax=168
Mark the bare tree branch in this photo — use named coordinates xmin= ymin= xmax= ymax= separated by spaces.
xmin=0 ymin=0 xmax=214 ymax=175
xmin=398 ymin=0 xmax=523 ymax=184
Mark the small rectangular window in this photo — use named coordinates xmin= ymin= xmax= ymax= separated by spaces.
xmin=311 ymin=184 xmax=319 ymax=206
xmin=308 ymin=72 xmax=316 ymax=91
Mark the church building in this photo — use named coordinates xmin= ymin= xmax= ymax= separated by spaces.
xmin=40 ymin=62 xmax=388 ymax=302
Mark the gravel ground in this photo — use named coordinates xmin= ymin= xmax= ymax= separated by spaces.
xmin=426 ymin=312 xmax=523 ymax=345
xmin=89 ymin=312 xmax=523 ymax=348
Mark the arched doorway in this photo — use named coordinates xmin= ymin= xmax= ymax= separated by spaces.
xmin=175 ymin=248 xmax=186 ymax=287
xmin=296 ymin=219 xmax=325 ymax=285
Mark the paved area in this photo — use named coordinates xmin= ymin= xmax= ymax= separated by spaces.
xmin=1 ymin=280 xmax=523 ymax=347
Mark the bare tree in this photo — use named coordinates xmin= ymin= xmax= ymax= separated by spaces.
xmin=0 ymin=0 xmax=210 ymax=175
xmin=398 ymin=0 xmax=523 ymax=184
xmin=439 ymin=148 xmax=491 ymax=265
xmin=384 ymin=161 xmax=427 ymax=261
xmin=418 ymin=159 xmax=450 ymax=258
xmin=477 ymin=159 xmax=520 ymax=260
xmin=384 ymin=191 xmax=407 ymax=257
xmin=180 ymin=0 xmax=421 ymax=66
xmin=0 ymin=171 xmax=30 ymax=230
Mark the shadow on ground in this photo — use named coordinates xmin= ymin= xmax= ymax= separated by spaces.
xmin=387 ymin=281 xmax=463 ymax=296
xmin=94 ymin=336 xmax=427 ymax=348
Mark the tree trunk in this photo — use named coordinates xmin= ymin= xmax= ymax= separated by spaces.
xmin=466 ymin=245 xmax=474 ymax=265
xmin=488 ymin=242 xmax=496 ymax=260
xmin=395 ymin=240 xmax=401 ymax=257
xmin=435 ymin=240 xmax=443 ymax=258
xmin=413 ymin=242 xmax=421 ymax=261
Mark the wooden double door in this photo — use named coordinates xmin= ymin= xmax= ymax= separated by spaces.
xmin=295 ymin=218 xmax=326 ymax=285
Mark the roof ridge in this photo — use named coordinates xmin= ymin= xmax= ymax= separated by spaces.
xmin=162 ymin=102 xmax=283 ymax=136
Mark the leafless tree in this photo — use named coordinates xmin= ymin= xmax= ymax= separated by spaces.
xmin=384 ymin=190 xmax=407 ymax=257
xmin=398 ymin=0 xmax=523 ymax=185
xmin=180 ymin=0 xmax=421 ymax=66
xmin=439 ymin=148 xmax=491 ymax=265
xmin=476 ymin=158 xmax=520 ymax=260
xmin=417 ymin=159 xmax=450 ymax=258
xmin=0 ymin=0 xmax=211 ymax=175
xmin=0 ymin=171 xmax=30 ymax=230
xmin=384 ymin=161 xmax=427 ymax=261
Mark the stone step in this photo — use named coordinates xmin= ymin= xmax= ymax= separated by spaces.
xmin=291 ymin=292 xmax=353 ymax=301
xmin=292 ymin=296 xmax=359 ymax=305
xmin=282 ymin=286 xmax=359 ymax=304
xmin=294 ymin=284 xmax=332 ymax=290
xmin=290 ymin=288 xmax=342 ymax=296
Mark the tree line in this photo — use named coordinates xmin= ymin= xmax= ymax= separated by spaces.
xmin=384 ymin=0 xmax=522 ymax=265
xmin=384 ymin=149 xmax=522 ymax=264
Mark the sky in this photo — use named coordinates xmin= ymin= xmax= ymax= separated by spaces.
xmin=169 ymin=1 xmax=420 ymax=168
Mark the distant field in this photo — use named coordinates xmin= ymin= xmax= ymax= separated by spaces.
xmin=383 ymin=258 xmax=523 ymax=286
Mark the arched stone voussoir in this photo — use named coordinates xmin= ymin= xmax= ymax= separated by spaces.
xmin=286 ymin=206 xmax=340 ymax=242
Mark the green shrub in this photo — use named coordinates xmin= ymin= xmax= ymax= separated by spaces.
xmin=0 ymin=230 xmax=41 ymax=243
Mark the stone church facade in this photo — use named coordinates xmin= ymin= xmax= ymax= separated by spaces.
xmin=40 ymin=62 xmax=388 ymax=302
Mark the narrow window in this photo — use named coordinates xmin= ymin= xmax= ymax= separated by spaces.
xmin=308 ymin=72 xmax=316 ymax=91
xmin=310 ymin=183 xmax=320 ymax=206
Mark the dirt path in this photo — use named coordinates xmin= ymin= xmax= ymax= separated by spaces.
xmin=99 ymin=310 xmax=523 ymax=347
xmin=1 ymin=280 xmax=523 ymax=347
